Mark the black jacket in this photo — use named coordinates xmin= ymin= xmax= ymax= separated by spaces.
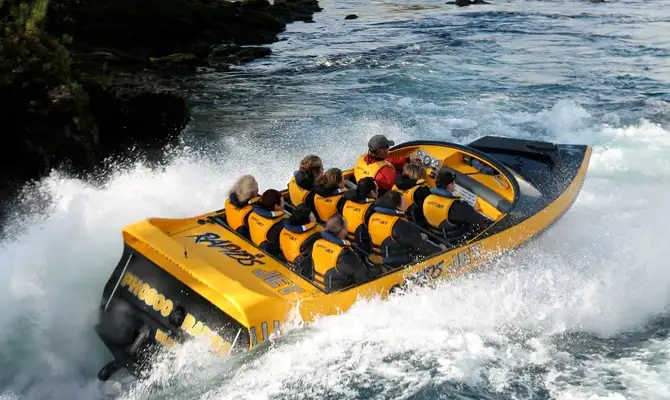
xmin=371 ymin=205 xmax=442 ymax=267
xmin=319 ymin=232 xmax=382 ymax=292
xmin=295 ymin=170 xmax=317 ymax=208
xmin=449 ymin=201 xmax=490 ymax=229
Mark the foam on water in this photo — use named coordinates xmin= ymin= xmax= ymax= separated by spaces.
xmin=2 ymin=100 xmax=668 ymax=399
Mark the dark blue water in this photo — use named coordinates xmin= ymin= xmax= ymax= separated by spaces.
xmin=1 ymin=0 xmax=670 ymax=399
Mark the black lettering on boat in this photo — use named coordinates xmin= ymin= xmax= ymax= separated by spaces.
xmin=189 ymin=232 xmax=266 ymax=266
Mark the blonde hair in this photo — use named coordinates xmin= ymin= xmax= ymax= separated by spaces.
xmin=299 ymin=155 xmax=323 ymax=176
xmin=316 ymin=168 xmax=343 ymax=188
xmin=229 ymin=175 xmax=259 ymax=204
xmin=325 ymin=214 xmax=347 ymax=235
xmin=403 ymin=164 xmax=426 ymax=180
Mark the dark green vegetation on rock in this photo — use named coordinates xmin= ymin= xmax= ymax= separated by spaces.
xmin=0 ymin=0 xmax=321 ymax=199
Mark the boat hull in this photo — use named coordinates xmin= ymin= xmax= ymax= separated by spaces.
xmin=94 ymin=136 xmax=592 ymax=381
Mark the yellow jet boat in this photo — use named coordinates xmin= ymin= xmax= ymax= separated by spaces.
xmin=94 ymin=136 xmax=591 ymax=381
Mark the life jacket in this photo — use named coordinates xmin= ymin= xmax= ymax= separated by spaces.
xmin=224 ymin=194 xmax=260 ymax=234
xmin=248 ymin=207 xmax=287 ymax=252
xmin=353 ymin=154 xmax=393 ymax=183
xmin=279 ymin=221 xmax=322 ymax=264
xmin=367 ymin=207 xmax=409 ymax=265
xmin=312 ymin=187 xmax=346 ymax=222
xmin=341 ymin=197 xmax=375 ymax=242
xmin=287 ymin=171 xmax=314 ymax=207
xmin=423 ymin=188 xmax=460 ymax=231
xmin=392 ymin=178 xmax=427 ymax=211
xmin=311 ymin=231 xmax=353 ymax=291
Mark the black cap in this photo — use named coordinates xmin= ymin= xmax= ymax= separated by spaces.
xmin=368 ymin=135 xmax=395 ymax=152
xmin=436 ymin=168 xmax=456 ymax=187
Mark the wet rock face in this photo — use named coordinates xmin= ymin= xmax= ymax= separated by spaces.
xmin=0 ymin=0 xmax=322 ymax=199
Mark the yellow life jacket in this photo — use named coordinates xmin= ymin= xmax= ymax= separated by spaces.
xmin=248 ymin=208 xmax=287 ymax=249
xmin=392 ymin=179 xmax=426 ymax=211
xmin=224 ymin=195 xmax=260 ymax=231
xmin=353 ymin=155 xmax=393 ymax=183
xmin=367 ymin=208 xmax=405 ymax=265
xmin=313 ymin=188 xmax=346 ymax=221
xmin=423 ymin=188 xmax=459 ymax=230
xmin=341 ymin=198 xmax=375 ymax=241
xmin=287 ymin=173 xmax=312 ymax=206
xmin=311 ymin=233 xmax=351 ymax=290
xmin=279 ymin=221 xmax=322 ymax=263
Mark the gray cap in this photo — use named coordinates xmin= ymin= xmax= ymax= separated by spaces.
xmin=368 ymin=135 xmax=395 ymax=152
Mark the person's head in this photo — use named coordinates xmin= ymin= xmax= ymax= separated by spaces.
xmin=316 ymin=168 xmax=344 ymax=189
xmin=356 ymin=177 xmax=378 ymax=199
xmin=229 ymin=175 xmax=259 ymax=204
xmin=299 ymin=155 xmax=324 ymax=180
xmin=376 ymin=190 xmax=405 ymax=211
xmin=367 ymin=134 xmax=395 ymax=159
xmin=403 ymin=164 xmax=426 ymax=181
xmin=325 ymin=214 xmax=348 ymax=239
xmin=260 ymin=189 xmax=284 ymax=212
xmin=435 ymin=168 xmax=456 ymax=192
xmin=289 ymin=203 xmax=316 ymax=226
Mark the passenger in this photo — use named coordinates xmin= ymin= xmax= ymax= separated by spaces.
xmin=367 ymin=190 xmax=444 ymax=268
xmin=224 ymin=175 xmax=260 ymax=238
xmin=311 ymin=214 xmax=382 ymax=293
xmin=423 ymin=168 xmax=490 ymax=241
xmin=392 ymin=163 xmax=431 ymax=225
xmin=353 ymin=134 xmax=421 ymax=194
xmin=337 ymin=177 xmax=378 ymax=251
xmin=288 ymin=155 xmax=324 ymax=207
xmin=248 ymin=189 xmax=287 ymax=257
xmin=310 ymin=168 xmax=347 ymax=222
xmin=279 ymin=204 xmax=322 ymax=278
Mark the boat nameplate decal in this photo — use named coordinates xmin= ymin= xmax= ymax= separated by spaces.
xmin=188 ymin=232 xmax=266 ymax=267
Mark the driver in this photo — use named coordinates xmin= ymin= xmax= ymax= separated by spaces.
xmin=353 ymin=135 xmax=421 ymax=194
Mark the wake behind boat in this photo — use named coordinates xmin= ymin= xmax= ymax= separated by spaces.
xmin=94 ymin=136 xmax=591 ymax=384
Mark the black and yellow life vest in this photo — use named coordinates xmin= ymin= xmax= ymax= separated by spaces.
xmin=311 ymin=232 xmax=352 ymax=290
xmin=353 ymin=155 xmax=393 ymax=183
xmin=224 ymin=195 xmax=260 ymax=232
xmin=248 ymin=207 xmax=287 ymax=250
xmin=313 ymin=188 xmax=346 ymax=222
xmin=279 ymin=221 xmax=322 ymax=263
xmin=341 ymin=198 xmax=375 ymax=242
xmin=287 ymin=173 xmax=312 ymax=206
xmin=392 ymin=178 xmax=426 ymax=211
xmin=423 ymin=188 xmax=459 ymax=230
xmin=367 ymin=207 xmax=407 ymax=265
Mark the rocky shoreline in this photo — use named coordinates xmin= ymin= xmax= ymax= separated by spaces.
xmin=0 ymin=0 xmax=321 ymax=200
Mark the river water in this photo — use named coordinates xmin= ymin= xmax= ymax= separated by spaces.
xmin=1 ymin=0 xmax=670 ymax=399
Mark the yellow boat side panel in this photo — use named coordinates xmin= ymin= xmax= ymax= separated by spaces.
xmin=121 ymin=216 xmax=319 ymax=328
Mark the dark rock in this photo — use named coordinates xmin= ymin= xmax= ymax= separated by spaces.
xmin=0 ymin=0 xmax=322 ymax=201
xmin=209 ymin=46 xmax=271 ymax=65
xmin=344 ymin=14 xmax=358 ymax=20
